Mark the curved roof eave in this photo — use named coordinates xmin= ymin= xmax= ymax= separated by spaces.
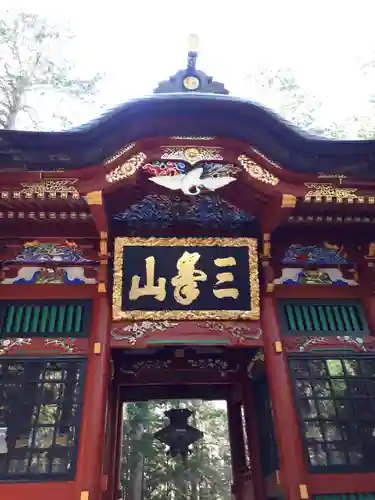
xmin=0 ymin=93 xmax=375 ymax=177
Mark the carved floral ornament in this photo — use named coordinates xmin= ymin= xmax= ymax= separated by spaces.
xmin=111 ymin=321 xmax=262 ymax=345
xmin=111 ymin=321 xmax=179 ymax=345
xmin=237 ymin=155 xmax=279 ymax=186
xmin=122 ymin=358 xmax=239 ymax=378
xmin=105 ymin=146 xmax=280 ymax=187
xmin=286 ymin=336 xmax=373 ymax=353
xmin=106 ymin=152 xmax=147 ymax=183
xmin=0 ymin=338 xmax=78 ymax=355
xmin=160 ymin=146 xmax=224 ymax=165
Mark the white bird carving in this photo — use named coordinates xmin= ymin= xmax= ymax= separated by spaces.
xmin=149 ymin=167 xmax=236 ymax=196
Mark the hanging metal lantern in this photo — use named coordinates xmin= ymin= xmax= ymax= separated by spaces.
xmin=154 ymin=408 xmax=203 ymax=458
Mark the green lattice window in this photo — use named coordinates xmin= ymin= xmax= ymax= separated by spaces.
xmin=290 ymin=356 xmax=375 ymax=473
xmin=0 ymin=358 xmax=86 ymax=480
xmin=278 ymin=300 xmax=369 ymax=337
xmin=0 ymin=300 xmax=92 ymax=338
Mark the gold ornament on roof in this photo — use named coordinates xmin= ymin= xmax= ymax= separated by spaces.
xmin=161 ymin=146 xmax=223 ymax=165
xmin=238 ymin=155 xmax=279 ymax=186
xmin=106 ymin=152 xmax=147 ymax=183
xmin=19 ymin=179 xmax=80 ymax=199
xmin=187 ymin=34 xmax=200 ymax=52
xmin=104 ymin=142 xmax=136 ymax=164
xmin=304 ymin=183 xmax=358 ymax=202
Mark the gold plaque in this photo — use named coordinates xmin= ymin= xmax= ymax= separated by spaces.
xmin=113 ymin=237 xmax=260 ymax=321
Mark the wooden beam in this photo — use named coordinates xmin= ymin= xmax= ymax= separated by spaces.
xmin=259 ymin=194 xmax=297 ymax=233
xmin=85 ymin=190 xmax=108 ymax=234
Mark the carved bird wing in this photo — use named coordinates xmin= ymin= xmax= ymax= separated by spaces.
xmin=200 ymin=176 xmax=236 ymax=191
xmin=149 ymin=174 xmax=185 ymax=191
xmin=184 ymin=167 xmax=204 ymax=183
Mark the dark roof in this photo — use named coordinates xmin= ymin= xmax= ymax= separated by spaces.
xmin=1 ymin=93 xmax=375 ymax=178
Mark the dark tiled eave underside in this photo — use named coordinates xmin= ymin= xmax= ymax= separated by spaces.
xmin=1 ymin=93 xmax=375 ymax=178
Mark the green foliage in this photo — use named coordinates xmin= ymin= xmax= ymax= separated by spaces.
xmin=121 ymin=400 xmax=231 ymax=500
xmin=246 ymin=66 xmax=322 ymax=131
xmin=0 ymin=11 xmax=102 ymax=130
xmin=245 ymin=63 xmax=375 ymax=139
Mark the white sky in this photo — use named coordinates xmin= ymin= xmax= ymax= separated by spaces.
xmin=2 ymin=0 xmax=375 ymax=130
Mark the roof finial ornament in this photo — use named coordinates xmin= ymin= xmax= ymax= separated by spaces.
xmin=187 ymin=34 xmax=200 ymax=71
xmin=153 ymin=34 xmax=229 ymax=95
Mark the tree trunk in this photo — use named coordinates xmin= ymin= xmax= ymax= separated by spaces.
xmin=128 ymin=422 xmax=144 ymax=500
xmin=5 ymin=88 xmax=22 ymax=130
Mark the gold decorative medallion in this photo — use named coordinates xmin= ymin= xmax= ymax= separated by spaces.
xmin=113 ymin=237 xmax=260 ymax=321
xmin=161 ymin=146 xmax=223 ymax=165
xmin=238 ymin=155 xmax=279 ymax=185
xmin=183 ymin=76 xmax=200 ymax=90
xmin=106 ymin=152 xmax=147 ymax=183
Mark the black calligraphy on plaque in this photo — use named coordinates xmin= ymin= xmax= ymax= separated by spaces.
xmin=122 ymin=245 xmax=251 ymax=312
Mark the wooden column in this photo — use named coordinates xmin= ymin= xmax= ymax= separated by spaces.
xmin=227 ymin=397 xmax=247 ymax=500
xmin=261 ymin=295 xmax=308 ymax=500
xmin=75 ymin=295 xmax=111 ymax=500
xmin=111 ymin=392 xmax=123 ymax=500
xmin=102 ymin=382 xmax=120 ymax=500
xmin=241 ymin=377 xmax=266 ymax=500
xmin=363 ymin=295 xmax=375 ymax=336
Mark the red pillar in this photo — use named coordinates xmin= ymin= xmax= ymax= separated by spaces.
xmin=363 ymin=295 xmax=375 ymax=336
xmin=111 ymin=392 xmax=123 ymax=500
xmin=241 ymin=377 xmax=266 ymax=500
xmin=261 ymin=295 xmax=308 ymax=500
xmin=75 ymin=295 xmax=111 ymax=500
xmin=103 ymin=383 xmax=120 ymax=500
xmin=227 ymin=397 xmax=247 ymax=500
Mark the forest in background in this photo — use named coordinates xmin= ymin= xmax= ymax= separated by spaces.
xmin=121 ymin=401 xmax=232 ymax=500
xmin=1 ymin=10 xmax=375 ymax=138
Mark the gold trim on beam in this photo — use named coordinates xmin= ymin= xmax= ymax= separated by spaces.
xmin=103 ymin=142 xmax=136 ymax=164
xmin=288 ymin=215 xmax=375 ymax=224
xmin=251 ymin=147 xmax=282 ymax=169
xmin=0 ymin=211 xmax=91 ymax=220
xmin=263 ymin=233 xmax=271 ymax=258
xmin=304 ymin=183 xmax=358 ymax=203
xmin=86 ymin=190 xmax=103 ymax=206
xmin=3 ymin=179 xmax=80 ymax=200
xmin=169 ymin=136 xmax=216 ymax=140
xmin=281 ymin=194 xmax=297 ymax=208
